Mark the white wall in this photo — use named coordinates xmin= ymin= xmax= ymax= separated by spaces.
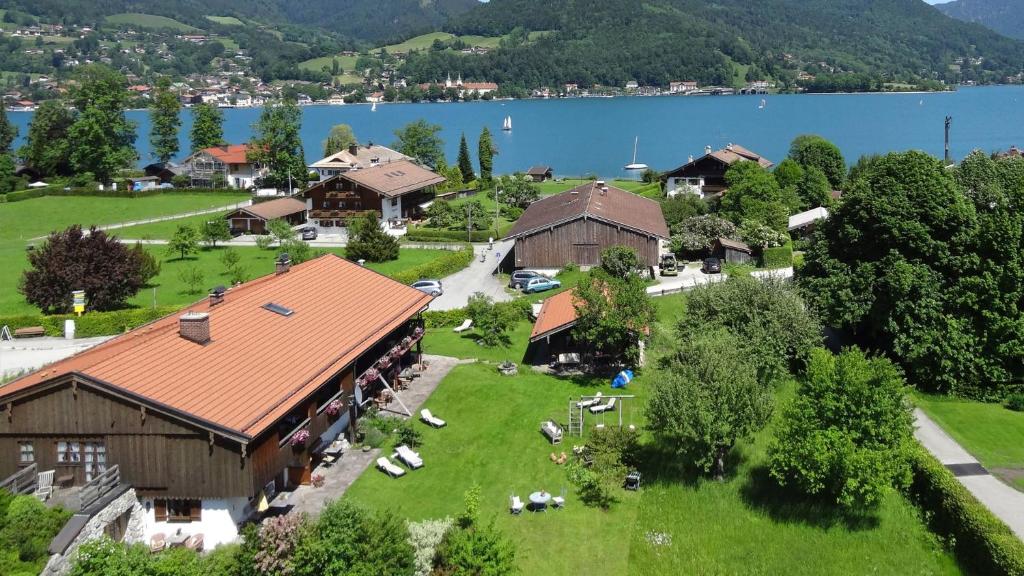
xmin=381 ymin=196 xmax=402 ymax=222
xmin=140 ymin=497 xmax=250 ymax=549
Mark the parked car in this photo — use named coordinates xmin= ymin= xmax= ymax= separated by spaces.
xmin=702 ymin=257 xmax=722 ymax=274
xmin=523 ymin=277 xmax=562 ymax=294
xmin=659 ymin=254 xmax=678 ymax=276
xmin=301 ymin=227 xmax=317 ymax=240
xmin=411 ymin=279 xmax=443 ymax=296
xmin=509 ymin=270 xmax=543 ymax=290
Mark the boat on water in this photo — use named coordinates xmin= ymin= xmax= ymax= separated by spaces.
xmin=502 ymin=115 xmax=512 ymax=131
xmin=371 ymin=102 xmax=377 ymax=112
xmin=758 ymin=98 xmax=766 ymax=109
xmin=623 ymin=136 xmax=648 ymax=171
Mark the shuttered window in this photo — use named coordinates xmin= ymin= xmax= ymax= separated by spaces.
xmin=155 ymin=499 xmax=202 ymax=522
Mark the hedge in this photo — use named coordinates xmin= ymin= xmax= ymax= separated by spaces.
xmin=761 ymin=242 xmax=793 ymax=269
xmin=390 ymin=244 xmax=474 ymax=285
xmin=423 ymin=297 xmax=532 ymax=328
xmin=1 ymin=187 xmax=244 ymax=203
xmin=0 ymin=306 xmax=179 ymax=338
xmin=405 ymin=228 xmax=495 ymax=243
xmin=907 ymin=447 xmax=1024 ymax=576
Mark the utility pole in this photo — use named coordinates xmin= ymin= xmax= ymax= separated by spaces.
xmin=944 ymin=115 xmax=953 ymax=166
xmin=495 ymin=185 xmax=501 ymax=238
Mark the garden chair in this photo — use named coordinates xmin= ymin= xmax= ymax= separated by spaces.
xmin=395 ymin=445 xmax=424 ymax=469
xmin=552 ymin=487 xmax=566 ymax=509
xmin=576 ymin=392 xmax=602 ymax=409
xmin=421 ymin=409 xmax=447 ymax=428
xmin=33 ymin=469 xmax=55 ymax=501
xmin=150 ymin=533 xmax=166 ymax=553
xmin=185 ymin=534 xmax=204 ymax=552
xmin=377 ymin=457 xmax=406 ymax=478
xmin=453 ymin=319 xmax=473 ymax=333
xmin=510 ymin=495 xmax=524 ymax=515
xmin=590 ymin=397 xmax=617 ymax=414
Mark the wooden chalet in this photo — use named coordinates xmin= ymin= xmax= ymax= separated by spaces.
xmin=224 ymin=197 xmax=307 ymax=234
xmin=661 ymin=144 xmax=773 ymax=199
xmin=526 ymin=166 xmax=553 ymax=182
xmin=713 ymin=237 xmax=754 ymax=264
xmin=0 ymin=255 xmax=432 ymax=547
xmin=527 ymin=290 xmax=580 ymax=363
xmin=301 ymin=159 xmax=445 ymax=235
xmin=506 ymin=181 xmax=669 ymax=269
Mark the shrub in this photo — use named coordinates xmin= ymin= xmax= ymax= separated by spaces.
xmin=390 ymin=245 xmax=473 ymax=285
xmin=0 ymin=494 xmax=71 ymax=573
xmin=363 ymin=427 xmax=387 ymax=449
xmin=761 ymin=243 xmax=793 ymax=269
xmin=1005 ymin=392 xmax=1024 ymax=412
xmin=395 ymin=420 xmax=423 ymax=449
xmin=466 ymin=292 xmax=516 ymax=347
xmin=404 ymin=228 xmax=494 ymax=242
xmin=423 ymin=308 xmax=471 ymax=328
xmin=433 ymin=519 xmax=516 ymax=576
xmin=407 ymin=518 xmax=453 ymax=576
xmin=347 ymin=212 xmax=399 ymax=262
xmin=907 ymin=447 xmax=1024 ymax=575
xmin=0 ymin=306 xmax=179 ymax=338
xmin=600 ymin=246 xmax=642 ymax=279
xmin=254 ymin=235 xmax=274 ymax=250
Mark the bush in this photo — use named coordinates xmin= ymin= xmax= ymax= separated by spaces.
xmin=390 ymin=245 xmax=473 ymax=285
xmin=0 ymin=306 xmax=180 ymax=338
xmin=254 ymin=235 xmax=274 ymax=250
xmin=423 ymin=308 xmax=471 ymax=328
xmin=907 ymin=447 xmax=1024 ymax=575
xmin=761 ymin=242 xmax=793 ymax=269
xmin=407 ymin=518 xmax=454 ymax=576
xmin=395 ymin=420 xmax=423 ymax=449
xmin=1005 ymin=392 xmax=1024 ymax=412
xmin=404 ymin=227 xmax=495 ymax=243
xmin=0 ymin=493 xmax=71 ymax=574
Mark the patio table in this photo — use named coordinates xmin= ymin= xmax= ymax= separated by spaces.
xmin=323 ymin=440 xmax=345 ymax=458
xmin=528 ymin=491 xmax=551 ymax=511
xmin=166 ymin=533 xmax=189 ymax=548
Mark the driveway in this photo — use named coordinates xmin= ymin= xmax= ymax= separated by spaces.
xmin=429 ymin=241 xmax=514 ymax=311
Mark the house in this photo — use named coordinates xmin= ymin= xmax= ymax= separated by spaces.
xmin=308 ymin=144 xmax=411 ymax=182
xmin=180 ymin=144 xmax=267 ymax=189
xmin=661 ymin=144 xmax=774 ymax=199
xmin=127 ymin=176 xmax=161 ymax=191
xmin=506 ymin=181 xmax=670 ymax=269
xmin=0 ymin=254 xmax=432 ymax=548
xmin=142 ymin=162 xmax=181 ymax=184
xmin=669 ymin=81 xmax=698 ymax=94
xmin=443 ymin=74 xmax=498 ymax=97
xmin=713 ymin=237 xmax=753 ymax=264
xmin=224 ymin=197 xmax=307 ymax=234
xmin=527 ymin=289 xmax=580 ymax=363
xmin=787 ymin=206 xmax=829 ymax=235
xmin=526 ymin=166 xmax=553 ymax=182
xmin=301 ymin=159 xmax=445 ymax=235
xmin=625 ymin=81 xmax=639 ymax=90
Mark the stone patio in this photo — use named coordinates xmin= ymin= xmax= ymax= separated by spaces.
xmin=272 ymin=355 xmax=461 ymax=518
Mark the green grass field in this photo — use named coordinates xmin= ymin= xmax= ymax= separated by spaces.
xmin=105 ymin=13 xmax=202 ymax=32
xmin=296 ymin=54 xmax=362 ymax=84
xmin=113 ymin=211 xmax=234 ymax=240
xmin=914 ymin=393 xmax=1024 ymax=490
xmin=205 ymin=15 xmax=243 ymax=26
xmin=375 ymin=30 xmax=552 ymax=54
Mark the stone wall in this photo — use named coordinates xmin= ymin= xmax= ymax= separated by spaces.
xmin=42 ymin=488 xmax=146 ymax=576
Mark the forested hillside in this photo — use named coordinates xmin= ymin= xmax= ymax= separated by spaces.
xmin=937 ymin=0 xmax=1024 ymax=40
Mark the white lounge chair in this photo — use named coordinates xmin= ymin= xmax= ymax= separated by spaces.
xmin=395 ymin=445 xmax=424 ymax=469
xmin=453 ymin=319 xmax=473 ymax=333
xmin=590 ymin=397 xmax=617 ymax=414
xmin=540 ymin=420 xmax=563 ymax=444
xmin=552 ymin=487 xmax=566 ymax=509
xmin=510 ymin=495 xmax=524 ymax=515
xmin=377 ymin=457 xmax=406 ymax=478
xmin=420 ymin=409 xmax=447 ymax=428
xmin=33 ymin=469 xmax=55 ymax=501
xmin=576 ymin=392 xmax=602 ymax=409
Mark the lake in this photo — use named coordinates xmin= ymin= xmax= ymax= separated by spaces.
xmin=10 ymin=86 xmax=1024 ymax=178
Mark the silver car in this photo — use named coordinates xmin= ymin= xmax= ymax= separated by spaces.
xmin=411 ymin=279 xmax=443 ymax=296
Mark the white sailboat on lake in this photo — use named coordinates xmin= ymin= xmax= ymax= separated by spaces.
xmin=502 ymin=115 xmax=512 ymax=131
xmin=624 ymin=136 xmax=648 ymax=171
xmin=371 ymin=102 xmax=377 ymax=112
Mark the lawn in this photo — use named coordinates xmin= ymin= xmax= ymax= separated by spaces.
xmin=297 ymin=54 xmax=360 ymax=85
xmin=205 ymin=15 xmax=244 ymax=26
xmin=113 ymin=211 xmax=234 ymax=240
xmin=535 ymin=179 xmax=661 ymax=199
xmin=105 ymin=13 xmax=203 ymax=32
xmin=422 ymin=320 xmax=534 ymax=364
xmin=914 ymin=392 xmax=1024 ymax=490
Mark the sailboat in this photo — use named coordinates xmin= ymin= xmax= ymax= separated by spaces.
xmin=371 ymin=102 xmax=377 ymax=112
xmin=758 ymin=98 xmax=766 ymax=109
xmin=624 ymin=137 xmax=648 ymax=171
xmin=502 ymin=115 xmax=512 ymax=131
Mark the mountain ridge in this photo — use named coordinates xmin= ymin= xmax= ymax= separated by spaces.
xmin=935 ymin=0 xmax=1024 ymax=40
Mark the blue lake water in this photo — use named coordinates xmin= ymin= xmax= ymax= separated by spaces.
xmin=10 ymin=86 xmax=1024 ymax=178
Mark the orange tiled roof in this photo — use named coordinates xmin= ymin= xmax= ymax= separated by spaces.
xmin=203 ymin=144 xmax=253 ymax=164
xmin=0 ymin=255 xmax=432 ymax=439
xmin=530 ymin=290 xmax=579 ymax=342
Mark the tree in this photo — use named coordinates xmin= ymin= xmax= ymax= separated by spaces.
xmin=426 ymin=200 xmax=459 ymax=228
xmin=478 ymin=126 xmax=495 ymax=182
xmin=248 ymin=99 xmax=306 ymax=190
xmin=671 ymin=214 xmax=736 ymax=254
xmin=457 ymin=132 xmax=475 ymax=183
xmin=433 ymin=519 xmax=516 ymax=576
xmin=346 ymin=212 xmax=399 ymax=262
xmin=167 ymin=224 xmax=200 ymax=260
xmin=149 ymin=76 xmax=181 ymax=163
xmin=220 ymin=248 xmax=246 ymax=284
xmin=573 ymin=270 xmax=654 ymax=367
xmin=130 ymin=242 xmax=161 ymax=285
xmin=661 ymin=193 xmax=706 ymax=231
xmin=789 ymin=134 xmax=845 ymax=190
xmin=67 ymin=64 xmax=137 ymax=183
xmin=18 ymin=100 xmax=74 ymax=177
xmin=292 ymin=500 xmax=415 ymax=576
xmin=466 ymin=292 xmax=517 ymax=347
xmin=796 ymin=165 xmax=832 ymax=209
xmin=649 ymin=328 xmax=773 ymax=480
xmin=392 ymin=119 xmax=445 ymax=169
xmin=267 ymin=218 xmax=295 ymax=246
xmin=322 ymin=123 xmax=357 ymax=157
xmin=190 ymin=103 xmax=225 ymax=151
xmin=460 ymin=199 xmax=493 ymax=232
xmin=0 ymin=99 xmax=17 ymax=154
xmin=720 ymin=162 xmax=791 ymax=231
xmin=177 ymin=265 xmax=206 ymax=295
xmin=19 ymin=226 xmax=145 ymax=313
xmin=773 ymin=158 xmax=804 ymax=192
xmin=496 ymin=173 xmax=539 ymax=208
xmin=201 ymin=219 xmax=232 ymax=247
xmin=600 ymin=245 xmax=641 ymax=279
xmin=769 ymin=348 xmax=914 ymax=510
xmin=738 ymin=221 xmax=787 ymax=249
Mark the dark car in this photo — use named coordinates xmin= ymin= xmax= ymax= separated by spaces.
xmin=301 ymin=227 xmax=317 ymax=241
xmin=702 ymin=257 xmax=722 ymax=274
xmin=509 ymin=270 xmax=543 ymax=290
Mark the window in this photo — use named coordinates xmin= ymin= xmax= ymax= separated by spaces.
xmin=323 ymin=200 xmax=330 ymax=209
xmin=390 ymin=198 xmax=398 ymax=207
xmin=57 ymin=441 xmax=81 ymax=464
xmin=340 ymin=202 xmax=346 ymax=209
xmin=18 ymin=442 xmax=33 ymax=464
xmin=154 ymin=499 xmax=202 ymax=522
xmin=83 ymin=442 xmax=106 ymax=482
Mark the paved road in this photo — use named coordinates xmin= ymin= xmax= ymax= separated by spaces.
xmin=914 ymin=408 xmax=1024 ymax=540
xmin=0 ymin=336 xmax=113 ymax=380
xmin=429 ymin=241 xmax=513 ymax=311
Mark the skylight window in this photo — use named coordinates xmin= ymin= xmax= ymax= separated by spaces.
xmin=262 ymin=303 xmax=294 ymax=317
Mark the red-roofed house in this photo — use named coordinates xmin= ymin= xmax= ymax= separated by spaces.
xmin=180 ymin=144 xmax=268 ymax=189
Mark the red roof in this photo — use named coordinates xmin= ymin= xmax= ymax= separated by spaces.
xmin=0 ymin=255 xmax=432 ymax=439
xmin=202 ymin=144 xmax=253 ymax=164
xmin=530 ymin=290 xmax=579 ymax=342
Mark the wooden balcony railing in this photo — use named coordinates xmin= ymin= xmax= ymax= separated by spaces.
xmin=0 ymin=463 xmax=37 ymax=495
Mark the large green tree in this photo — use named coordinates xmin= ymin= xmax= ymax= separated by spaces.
xmin=720 ymin=162 xmax=792 ymax=231
xmin=190 ymin=103 xmax=225 ymax=152
xmin=292 ymin=499 xmax=415 ymax=576
xmin=649 ymin=328 xmax=773 ymax=480
xmin=149 ymin=77 xmax=181 ymax=163
xmin=478 ymin=126 xmax=495 ymax=182
xmin=322 ymin=123 xmax=357 ymax=157
xmin=457 ymin=132 xmax=475 ymax=183
xmin=392 ymin=119 xmax=444 ymax=169
xmin=18 ymin=100 xmax=74 ymax=177
xmin=796 ymin=165 xmax=832 ymax=209
xmin=248 ymin=99 xmax=306 ymax=190
xmin=496 ymin=173 xmax=539 ymax=208
xmin=346 ymin=212 xmax=399 ymax=262
xmin=66 ymin=64 xmax=138 ymax=183
xmin=789 ymin=134 xmax=845 ymax=190
xmin=572 ymin=269 xmax=654 ymax=367
xmin=0 ymin=99 xmax=17 ymax=154
xmin=769 ymin=348 xmax=914 ymax=510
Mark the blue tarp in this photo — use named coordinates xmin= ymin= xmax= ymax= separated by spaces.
xmin=611 ymin=370 xmax=633 ymax=389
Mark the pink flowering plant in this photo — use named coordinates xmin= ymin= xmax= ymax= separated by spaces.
xmin=289 ymin=428 xmax=310 ymax=446
xmin=325 ymin=399 xmax=344 ymax=417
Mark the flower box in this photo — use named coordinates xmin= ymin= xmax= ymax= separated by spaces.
xmin=289 ymin=428 xmax=310 ymax=447
xmin=325 ymin=399 xmax=343 ymax=417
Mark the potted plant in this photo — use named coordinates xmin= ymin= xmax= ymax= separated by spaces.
xmin=389 ymin=345 xmax=403 ymax=360
xmin=289 ymin=428 xmax=310 ymax=448
xmin=401 ymin=336 xmax=413 ymax=348
xmin=325 ymin=399 xmax=343 ymax=417
xmin=497 ymin=361 xmax=518 ymax=376
xmin=413 ymin=326 xmax=424 ymax=339
xmin=363 ymin=367 xmax=380 ymax=383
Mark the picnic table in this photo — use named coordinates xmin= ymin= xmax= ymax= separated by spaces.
xmin=528 ymin=491 xmax=551 ymax=511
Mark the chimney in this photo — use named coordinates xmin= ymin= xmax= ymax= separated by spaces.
xmin=704 ymin=145 xmax=712 ymax=155
xmin=179 ymin=312 xmax=210 ymax=344
xmin=208 ymin=285 xmax=226 ymax=307
xmin=348 ymin=144 xmax=358 ymax=156
xmin=276 ymin=253 xmax=291 ymax=274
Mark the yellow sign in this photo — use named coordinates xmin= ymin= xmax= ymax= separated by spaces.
xmin=72 ymin=290 xmax=85 ymax=316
